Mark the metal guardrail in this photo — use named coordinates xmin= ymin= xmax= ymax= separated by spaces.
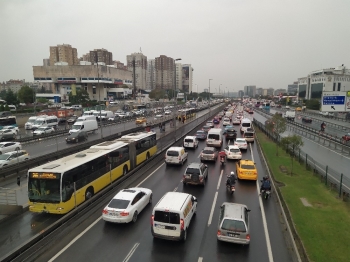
xmin=1 ymin=105 xmax=224 ymax=262
xmin=254 ymin=120 xmax=350 ymax=199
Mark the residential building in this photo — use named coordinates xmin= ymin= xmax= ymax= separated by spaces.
xmin=267 ymin=88 xmax=274 ymax=96
xmin=89 ymin=49 xmax=113 ymax=65
xmin=256 ymin=88 xmax=263 ymax=96
xmin=298 ymin=65 xmax=350 ymax=99
xmin=49 ymin=44 xmax=79 ymax=66
xmin=43 ymin=59 xmax=50 ymax=66
xmin=244 ymin=85 xmax=256 ymax=97
xmin=182 ymin=64 xmax=193 ymax=93
xmin=175 ymin=63 xmax=183 ymax=91
xmin=155 ymin=55 xmax=174 ymax=90
xmin=274 ymin=89 xmax=287 ymax=96
xmin=146 ymin=59 xmax=156 ymax=90
xmin=238 ymin=90 xmax=244 ymax=98
xmin=127 ymin=52 xmax=147 ymax=90
xmin=0 ymin=79 xmax=25 ymax=93
xmin=287 ymin=82 xmax=298 ymax=95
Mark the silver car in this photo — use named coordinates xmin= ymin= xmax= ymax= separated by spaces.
xmin=0 ymin=142 xmax=22 ymax=155
xmin=200 ymin=147 xmax=218 ymax=162
xmin=0 ymin=150 xmax=30 ymax=168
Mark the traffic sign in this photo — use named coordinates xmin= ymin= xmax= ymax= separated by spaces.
xmin=346 ymin=91 xmax=350 ymax=112
xmin=321 ymin=91 xmax=346 ymax=112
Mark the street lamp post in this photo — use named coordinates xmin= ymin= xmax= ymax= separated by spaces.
xmin=219 ymin=84 xmax=222 ymax=96
xmin=173 ymin=58 xmax=181 ymax=141
xmin=209 ymin=79 xmax=213 ymax=117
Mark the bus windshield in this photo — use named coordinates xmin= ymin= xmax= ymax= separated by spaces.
xmin=28 ymin=175 xmax=61 ymax=203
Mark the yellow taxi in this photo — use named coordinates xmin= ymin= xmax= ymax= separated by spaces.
xmin=135 ymin=117 xmax=147 ymax=125
xmin=296 ymin=107 xmax=302 ymax=111
xmin=236 ymin=159 xmax=258 ymax=180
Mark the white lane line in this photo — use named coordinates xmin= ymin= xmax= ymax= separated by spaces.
xmin=197 ymin=153 xmax=201 ymax=158
xmin=250 ymin=143 xmax=254 ymax=162
xmin=136 ymin=163 xmax=164 ymax=187
xmin=173 ymin=187 xmax=178 ymax=192
xmin=256 ymin=181 xmax=274 ymax=262
xmin=217 ymin=169 xmax=223 ymax=190
xmin=48 ymin=217 xmax=102 ymax=262
xmin=207 ymin=191 xmax=218 ymax=227
xmin=123 ymin=242 xmax=140 ymax=262
xmin=198 ymin=257 xmax=203 ymax=262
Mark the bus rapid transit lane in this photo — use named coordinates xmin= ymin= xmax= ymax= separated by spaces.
xmin=38 ymin=117 xmax=293 ymax=262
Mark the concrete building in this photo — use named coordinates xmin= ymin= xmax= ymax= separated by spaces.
xmin=49 ymin=44 xmax=79 ymax=66
xmin=89 ymin=49 xmax=113 ymax=65
xmin=146 ymin=59 xmax=156 ymax=90
xmin=0 ymin=79 xmax=25 ymax=93
xmin=155 ymin=55 xmax=174 ymax=90
xmin=274 ymin=89 xmax=287 ymax=96
xmin=238 ymin=90 xmax=244 ymax=98
xmin=256 ymin=87 xmax=263 ymax=96
xmin=287 ymin=82 xmax=298 ymax=95
xmin=267 ymin=88 xmax=274 ymax=96
xmin=33 ymin=65 xmax=132 ymax=102
xmin=298 ymin=65 xmax=350 ymax=100
xmin=182 ymin=64 xmax=193 ymax=93
xmin=175 ymin=63 xmax=183 ymax=92
xmin=43 ymin=59 xmax=50 ymax=66
xmin=244 ymin=85 xmax=256 ymax=97
xmin=127 ymin=52 xmax=147 ymax=90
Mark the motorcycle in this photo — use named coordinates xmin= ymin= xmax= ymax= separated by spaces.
xmin=220 ymin=156 xmax=225 ymax=166
xmin=261 ymin=188 xmax=271 ymax=200
xmin=226 ymin=184 xmax=235 ymax=195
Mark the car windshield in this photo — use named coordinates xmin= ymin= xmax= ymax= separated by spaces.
xmin=0 ymin=154 xmax=11 ymax=160
xmin=108 ymin=199 xmax=130 ymax=209
xmin=186 ymin=167 xmax=200 ymax=175
xmin=241 ymin=164 xmax=255 ymax=169
xmin=221 ymin=219 xmax=246 ymax=232
xmin=27 ymin=119 xmax=36 ymax=123
xmin=208 ymin=134 xmax=220 ymax=140
xmin=71 ymin=124 xmax=81 ymax=130
xmin=167 ymin=150 xmax=179 ymax=156
xmin=230 ymin=148 xmax=240 ymax=153
xmin=184 ymin=139 xmax=193 ymax=142
xmin=242 ymin=123 xmax=251 ymax=127
xmin=28 ymin=176 xmax=61 ymax=203
xmin=236 ymin=140 xmax=245 ymax=143
xmin=154 ymin=211 xmax=180 ymax=224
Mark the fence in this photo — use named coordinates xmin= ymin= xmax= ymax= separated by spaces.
xmin=254 ymin=119 xmax=350 ymax=201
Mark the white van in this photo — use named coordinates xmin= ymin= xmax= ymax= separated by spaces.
xmin=25 ymin=116 xmax=38 ymax=130
xmin=240 ymin=118 xmax=252 ymax=134
xmin=76 ymin=115 xmax=96 ymax=122
xmin=97 ymin=111 xmax=114 ymax=121
xmin=32 ymin=115 xmax=58 ymax=130
xmin=69 ymin=120 xmax=98 ymax=134
xmin=206 ymin=128 xmax=223 ymax=148
xmin=71 ymin=105 xmax=82 ymax=110
xmin=83 ymin=110 xmax=97 ymax=116
xmin=151 ymin=192 xmax=197 ymax=241
xmin=165 ymin=147 xmax=188 ymax=165
xmin=183 ymin=136 xmax=198 ymax=149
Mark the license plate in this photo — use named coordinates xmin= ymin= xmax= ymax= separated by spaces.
xmin=228 ymin=233 xmax=236 ymax=237
xmin=155 ymin=224 xmax=165 ymax=229
xmin=109 ymin=212 xmax=119 ymax=217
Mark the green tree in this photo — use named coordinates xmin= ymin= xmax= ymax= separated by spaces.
xmin=37 ymin=98 xmax=49 ymax=104
xmin=0 ymin=89 xmax=7 ymax=100
xmin=149 ymin=88 xmax=166 ymax=101
xmin=281 ymin=135 xmax=304 ymax=175
xmin=18 ymin=85 xmax=34 ymax=103
xmin=305 ymin=99 xmax=320 ymax=110
xmin=5 ymin=89 xmax=19 ymax=105
xmin=68 ymin=89 xmax=90 ymax=104
xmin=265 ymin=112 xmax=287 ymax=156
xmin=0 ymin=104 xmax=4 ymax=112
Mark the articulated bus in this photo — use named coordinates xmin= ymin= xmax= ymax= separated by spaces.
xmin=28 ymin=131 xmax=157 ymax=214
xmin=0 ymin=116 xmax=17 ymax=130
xmin=177 ymin=108 xmax=196 ymax=121
xmin=262 ymin=102 xmax=270 ymax=111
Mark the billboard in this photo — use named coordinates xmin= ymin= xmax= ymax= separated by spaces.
xmin=321 ymin=91 xmax=346 ymax=112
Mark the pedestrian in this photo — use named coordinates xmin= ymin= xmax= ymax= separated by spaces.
xmin=17 ymin=176 xmax=20 ymax=186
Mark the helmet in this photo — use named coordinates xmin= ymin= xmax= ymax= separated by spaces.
xmin=230 ymin=171 xmax=234 ymax=175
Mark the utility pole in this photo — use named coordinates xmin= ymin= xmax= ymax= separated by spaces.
xmin=133 ymin=57 xmax=136 ymax=100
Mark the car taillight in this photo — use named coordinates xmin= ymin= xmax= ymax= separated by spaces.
xmin=180 ymin=219 xmax=184 ymax=230
xmin=151 ymin=215 xmax=154 ymax=226
xmin=102 ymin=209 xmax=108 ymax=214
xmin=246 ymin=234 xmax=250 ymax=240
xmin=217 ymin=230 xmax=221 ymax=235
xmin=120 ymin=211 xmax=129 ymax=216
xmin=179 ymin=156 xmax=181 ymax=160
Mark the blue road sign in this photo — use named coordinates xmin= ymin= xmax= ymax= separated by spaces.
xmin=322 ymin=96 xmax=345 ymax=105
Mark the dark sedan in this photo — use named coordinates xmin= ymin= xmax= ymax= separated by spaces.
xmin=302 ymin=117 xmax=312 ymax=123
xmin=67 ymin=116 xmax=78 ymax=125
xmin=213 ymin=118 xmax=220 ymax=125
xmin=196 ymin=130 xmax=207 ymax=140
xmin=225 ymin=128 xmax=237 ymax=140
xmin=0 ymin=133 xmax=16 ymax=142
xmin=66 ymin=131 xmax=88 ymax=143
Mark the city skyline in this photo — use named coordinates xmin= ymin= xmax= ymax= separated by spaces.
xmin=1 ymin=0 xmax=349 ymax=93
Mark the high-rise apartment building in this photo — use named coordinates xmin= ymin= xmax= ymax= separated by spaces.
xmin=146 ymin=59 xmax=156 ymax=90
xmin=182 ymin=64 xmax=193 ymax=93
xmin=127 ymin=52 xmax=147 ymax=90
xmin=49 ymin=44 xmax=79 ymax=66
xmin=175 ymin=63 xmax=183 ymax=91
xmin=155 ymin=55 xmax=174 ymax=90
xmin=267 ymin=88 xmax=274 ymax=96
xmin=287 ymin=82 xmax=298 ymax=95
xmin=89 ymin=49 xmax=113 ymax=65
xmin=244 ymin=85 xmax=256 ymax=97
xmin=256 ymin=87 xmax=263 ymax=96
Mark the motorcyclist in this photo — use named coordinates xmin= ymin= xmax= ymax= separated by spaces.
xmin=260 ymin=176 xmax=271 ymax=194
xmin=219 ymin=151 xmax=226 ymax=162
xmin=321 ymin=122 xmax=326 ymax=132
xmin=226 ymin=171 xmax=237 ymax=186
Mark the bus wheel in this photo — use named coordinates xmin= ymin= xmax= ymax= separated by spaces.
xmin=146 ymin=152 xmax=150 ymax=160
xmin=123 ymin=166 xmax=128 ymax=176
xmin=85 ymin=187 xmax=94 ymax=200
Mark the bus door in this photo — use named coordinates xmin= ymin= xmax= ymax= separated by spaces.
xmin=128 ymin=142 xmax=137 ymax=169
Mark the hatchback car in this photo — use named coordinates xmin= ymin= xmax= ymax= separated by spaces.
xmin=102 ymin=187 xmax=153 ymax=223
xmin=0 ymin=142 xmax=21 ymax=155
xmin=236 ymin=159 xmax=258 ymax=180
xmin=225 ymin=128 xmax=237 ymax=141
xmin=222 ymin=118 xmax=230 ymax=126
xmin=206 ymin=121 xmax=214 ymax=128
xmin=200 ymin=147 xmax=218 ymax=162
xmin=0 ymin=129 xmax=17 ymax=136
xmin=234 ymin=138 xmax=248 ymax=150
xmin=224 ymin=145 xmax=242 ymax=160
xmin=2 ymin=126 xmax=19 ymax=133
xmin=196 ymin=130 xmax=207 ymax=140
xmin=232 ymin=118 xmax=241 ymax=125
xmin=67 ymin=116 xmax=78 ymax=125
xmin=66 ymin=131 xmax=88 ymax=143
xmin=33 ymin=126 xmax=55 ymax=135
xmin=0 ymin=150 xmax=30 ymax=168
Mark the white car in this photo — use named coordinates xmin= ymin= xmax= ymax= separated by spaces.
xmin=0 ymin=150 xmax=30 ymax=168
xmin=234 ymin=138 xmax=248 ymax=150
xmin=0 ymin=142 xmax=22 ymax=155
xmin=0 ymin=129 xmax=17 ymax=136
xmin=102 ymin=187 xmax=153 ymax=223
xmin=164 ymin=110 xmax=172 ymax=115
xmin=206 ymin=121 xmax=214 ymax=128
xmin=33 ymin=126 xmax=55 ymax=135
xmin=224 ymin=145 xmax=242 ymax=160
xmin=222 ymin=119 xmax=230 ymax=126
xmin=232 ymin=118 xmax=241 ymax=125
xmin=155 ymin=114 xmax=163 ymax=119
xmin=2 ymin=126 xmax=19 ymax=133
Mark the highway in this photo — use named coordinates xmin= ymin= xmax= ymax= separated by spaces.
xmin=30 ymin=110 xmax=294 ymax=262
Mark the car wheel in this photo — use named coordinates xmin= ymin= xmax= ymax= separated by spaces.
xmin=149 ymin=194 xmax=153 ymax=204
xmin=132 ymin=211 xmax=138 ymax=223
xmin=182 ymin=229 xmax=187 ymax=242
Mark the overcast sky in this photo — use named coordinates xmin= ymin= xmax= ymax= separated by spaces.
xmin=1 ymin=0 xmax=349 ymax=93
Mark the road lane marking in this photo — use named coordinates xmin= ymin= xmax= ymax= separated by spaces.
xmin=217 ymin=169 xmax=223 ymax=190
xmin=48 ymin=217 xmax=102 ymax=262
xmin=123 ymin=243 xmax=140 ymax=262
xmin=207 ymin=191 xmax=218 ymax=227
xmin=198 ymin=257 xmax=203 ymax=262
xmin=173 ymin=187 xmax=178 ymax=192
xmin=136 ymin=163 xmax=164 ymax=187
